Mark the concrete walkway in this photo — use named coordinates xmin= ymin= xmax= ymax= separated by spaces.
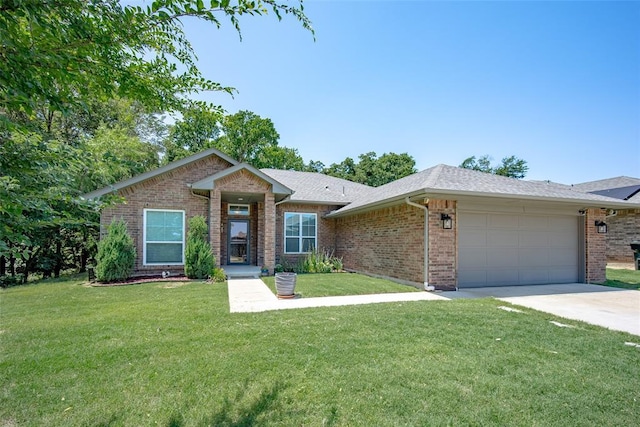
xmin=228 ymin=279 xmax=640 ymax=337
xmin=227 ymin=278 xmax=448 ymax=313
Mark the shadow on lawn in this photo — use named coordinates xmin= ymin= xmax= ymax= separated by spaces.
xmin=165 ymin=380 xmax=288 ymax=427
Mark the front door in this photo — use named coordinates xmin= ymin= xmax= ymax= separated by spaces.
xmin=228 ymin=220 xmax=249 ymax=264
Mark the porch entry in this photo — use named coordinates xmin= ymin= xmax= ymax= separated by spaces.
xmin=228 ymin=219 xmax=250 ymax=265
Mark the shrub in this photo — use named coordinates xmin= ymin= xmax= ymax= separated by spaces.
xmin=185 ymin=216 xmax=215 ymax=279
xmin=210 ymin=267 xmax=226 ymax=283
xmin=0 ymin=274 xmax=23 ymax=288
xmin=95 ymin=219 xmax=136 ymax=282
xmin=298 ymin=248 xmax=343 ymax=274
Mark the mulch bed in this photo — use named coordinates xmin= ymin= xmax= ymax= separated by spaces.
xmin=89 ymin=275 xmax=193 ymax=287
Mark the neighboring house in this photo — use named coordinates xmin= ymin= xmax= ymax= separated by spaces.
xmin=84 ymin=148 xmax=640 ymax=289
xmin=572 ymin=176 xmax=640 ymax=263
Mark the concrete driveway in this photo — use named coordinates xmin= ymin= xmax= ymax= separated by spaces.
xmin=452 ymin=283 xmax=640 ymax=336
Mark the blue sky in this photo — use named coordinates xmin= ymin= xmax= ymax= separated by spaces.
xmin=165 ymin=0 xmax=638 ymax=184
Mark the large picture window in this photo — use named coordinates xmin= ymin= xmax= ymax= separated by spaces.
xmin=144 ymin=209 xmax=185 ymax=265
xmin=285 ymin=212 xmax=317 ymax=253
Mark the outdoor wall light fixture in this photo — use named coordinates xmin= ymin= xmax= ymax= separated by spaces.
xmin=441 ymin=214 xmax=453 ymax=230
xmin=595 ymin=220 xmax=607 ymax=234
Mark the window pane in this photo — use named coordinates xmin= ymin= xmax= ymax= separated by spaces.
xmin=229 ymin=204 xmax=250 ymax=216
xmin=146 ymin=225 xmax=165 ymax=241
xmin=302 ymin=238 xmax=315 ymax=252
xmin=164 ymin=226 xmax=183 ymax=242
xmin=146 ymin=211 xmax=183 ymax=242
xmin=301 ymin=214 xmax=316 ymax=237
xmin=147 ymin=243 xmax=183 ymax=263
xmin=285 ymin=237 xmax=299 ymax=253
xmin=285 ymin=214 xmax=299 ymax=237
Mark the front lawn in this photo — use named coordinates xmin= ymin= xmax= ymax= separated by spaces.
xmin=1 ymin=276 xmax=639 ymax=426
xmin=261 ymin=272 xmax=420 ymax=297
xmin=604 ymin=267 xmax=640 ymax=290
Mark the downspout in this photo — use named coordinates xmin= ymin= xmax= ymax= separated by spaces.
xmin=188 ymin=185 xmax=212 ymax=240
xmin=405 ymin=197 xmax=434 ymax=291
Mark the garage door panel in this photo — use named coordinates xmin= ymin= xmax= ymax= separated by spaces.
xmin=550 ymin=231 xmax=577 ymax=248
xmin=458 ymin=270 xmax=487 ymax=287
xmin=487 ymin=269 xmax=519 ymax=285
xmin=463 ymin=213 xmax=489 ymax=227
xmin=520 ymin=215 xmax=549 ymax=229
xmin=487 ymin=231 xmax=519 ymax=247
xmin=518 ymin=231 xmax=550 ymax=248
xmin=550 ymin=268 xmax=579 ymax=283
xmin=459 ymin=230 xmax=487 ymax=247
xmin=518 ymin=248 xmax=550 ymax=266
xmin=458 ymin=248 xmax=487 ymax=268
xmin=458 ymin=212 xmax=579 ymax=287
xmin=548 ymin=249 xmax=577 ymax=266
xmin=489 ymin=214 xmax=519 ymax=228
xmin=519 ymin=269 xmax=550 ymax=284
xmin=487 ymin=249 xmax=518 ymax=267
xmin=550 ymin=216 xmax=577 ymax=230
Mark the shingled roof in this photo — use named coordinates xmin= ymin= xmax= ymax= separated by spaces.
xmin=571 ymin=176 xmax=640 ymax=202
xmin=327 ymin=164 xmax=640 ymax=217
xmin=261 ymin=169 xmax=374 ymax=205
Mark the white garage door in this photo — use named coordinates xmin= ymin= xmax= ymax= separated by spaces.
xmin=458 ymin=212 xmax=580 ymax=288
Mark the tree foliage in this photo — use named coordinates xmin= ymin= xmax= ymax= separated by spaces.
xmin=324 ymin=152 xmax=417 ymax=187
xmin=163 ymin=107 xmax=222 ymax=163
xmin=460 ymin=155 xmax=529 ymax=179
xmin=0 ymin=0 xmax=313 ymax=124
xmin=164 ymin=109 xmax=307 ymax=169
xmin=215 ymin=110 xmax=279 ymax=163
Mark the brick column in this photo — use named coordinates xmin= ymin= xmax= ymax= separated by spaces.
xmin=264 ymin=192 xmax=276 ymax=274
xmin=585 ymin=208 xmax=607 ymax=283
xmin=210 ymin=189 xmax=221 ymax=267
xmin=428 ymin=199 xmax=457 ymax=290
xmin=257 ymin=201 xmax=265 ymax=267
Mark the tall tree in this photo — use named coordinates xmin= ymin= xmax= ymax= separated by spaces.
xmin=325 ymin=152 xmax=417 ymax=187
xmin=214 ymin=110 xmax=280 ymax=163
xmin=163 ymin=107 xmax=222 ymax=163
xmin=212 ymin=110 xmax=305 ymax=169
xmin=460 ymin=155 xmax=529 ymax=179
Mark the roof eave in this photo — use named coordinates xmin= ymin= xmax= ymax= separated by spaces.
xmin=190 ymin=163 xmax=293 ymax=196
xmin=326 ymin=188 xmax=640 ymax=218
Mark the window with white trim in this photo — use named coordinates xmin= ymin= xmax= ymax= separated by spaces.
xmin=143 ymin=209 xmax=185 ymax=265
xmin=284 ymin=212 xmax=317 ymax=253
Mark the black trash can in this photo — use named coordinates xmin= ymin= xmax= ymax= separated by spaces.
xmin=631 ymin=242 xmax=640 ymax=270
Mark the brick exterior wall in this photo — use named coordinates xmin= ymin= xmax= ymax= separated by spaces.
xmin=275 ymin=203 xmax=340 ymax=267
xmin=334 ymin=204 xmax=425 ymax=285
xmin=100 ymin=155 xmax=232 ymax=276
xmin=585 ymin=208 xmax=607 ymax=283
xmin=427 ymin=200 xmax=457 ymax=289
xmin=605 ymin=209 xmax=640 ymax=262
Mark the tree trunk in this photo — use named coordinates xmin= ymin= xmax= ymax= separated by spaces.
xmin=54 ymin=239 xmax=62 ymax=278
xmin=0 ymin=255 xmax=5 ymax=276
xmin=9 ymin=255 xmax=15 ymax=276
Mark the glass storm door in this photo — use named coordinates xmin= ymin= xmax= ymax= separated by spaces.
xmin=228 ymin=220 xmax=249 ymax=264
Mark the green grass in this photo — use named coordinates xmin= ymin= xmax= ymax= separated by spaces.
xmin=604 ymin=267 xmax=640 ymax=290
xmin=261 ymin=272 xmax=420 ymax=297
xmin=1 ymin=276 xmax=639 ymax=426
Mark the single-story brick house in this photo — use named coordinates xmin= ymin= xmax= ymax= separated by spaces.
xmin=572 ymin=176 xmax=640 ymax=263
xmin=84 ymin=148 xmax=640 ymax=289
